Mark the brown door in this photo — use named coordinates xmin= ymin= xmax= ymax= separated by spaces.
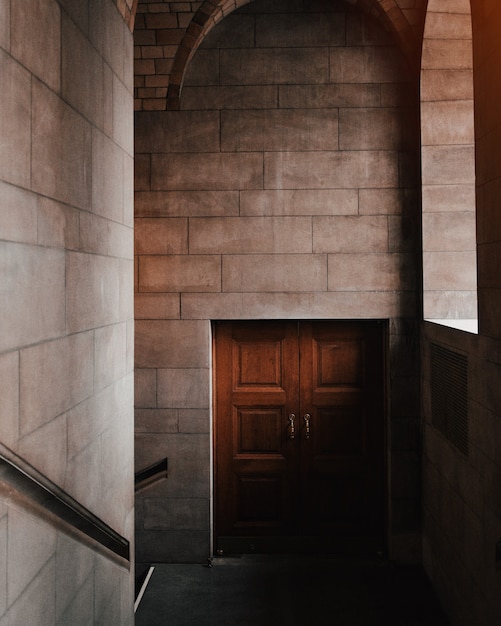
xmin=214 ymin=320 xmax=385 ymax=554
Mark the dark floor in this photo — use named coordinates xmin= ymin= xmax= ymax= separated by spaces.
xmin=135 ymin=555 xmax=451 ymax=625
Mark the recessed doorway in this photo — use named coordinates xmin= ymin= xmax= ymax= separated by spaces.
xmin=213 ymin=320 xmax=387 ymax=555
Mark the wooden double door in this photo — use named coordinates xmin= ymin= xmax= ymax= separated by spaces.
xmin=214 ymin=321 xmax=386 ymax=554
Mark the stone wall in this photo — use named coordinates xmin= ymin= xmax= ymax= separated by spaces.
xmin=420 ymin=1 xmax=501 ymax=625
xmin=134 ymin=0 xmax=422 ymax=563
xmin=0 ymin=0 xmax=134 ymax=623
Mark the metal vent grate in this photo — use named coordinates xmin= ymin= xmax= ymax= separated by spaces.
xmin=430 ymin=343 xmax=469 ymax=455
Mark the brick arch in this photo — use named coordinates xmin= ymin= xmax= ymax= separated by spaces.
xmin=166 ymin=0 xmax=419 ymax=110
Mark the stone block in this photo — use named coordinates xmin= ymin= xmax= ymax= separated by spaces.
xmin=330 ymin=46 xmax=405 ymax=83
xmin=425 ymin=12 xmax=472 ymax=40
xmin=189 ymin=217 xmax=312 ymax=254
xmin=135 ymin=320 xmax=210 ymax=368
xmin=255 ymin=12 xmax=345 ymax=47
xmin=79 ymin=212 xmax=111 ymax=256
xmin=7 ymin=507 xmax=56 ymax=607
xmin=135 ymin=111 xmax=220 ymax=153
xmin=37 ymin=197 xmax=80 ymax=250
xmin=64 ymin=439 xmax=102 ymax=515
xmin=156 ymin=369 xmax=210 ymax=409
xmin=421 ymin=100 xmax=474 ymax=146
xmin=135 ymin=218 xmax=188 ymax=254
xmin=0 ymin=514 xmax=6 ymax=616
xmin=388 ymin=216 xmax=419 ymax=252
xmin=134 ymin=191 xmax=239 ymax=217
xmin=240 ymin=189 xmax=358 ymax=216
xmin=0 ymin=50 xmax=31 ymax=188
xmin=423 ymin=212 xmax=476 ymax=252
xmin=0 ymin=0 xmax=10 ymax=50
xmin=0 ymin=243 xmax=66 ymax=352
xmin=32 ymin=81 xmax=92 ymax=210
xmin=11 ymin=0 xmax=60 ymax=91
xmin=62 ymin=13 xmax=106 ymax=130
xmin=178 ymin=409 xmax=210 ymax=434
xmin=279 ymin=83 xmax=380 ymax=108
xmin=66 ymin=252 xmax=120 ymax=333
xmin=264 ymin=151 xmax=398 ymax=189
xmin=109 ymin=221 xmax=133 ymax=260
xmin=222 ymin=254 xmax=327 ymax=292
xmin=183 ymin=49 xmax=219 ymax=86
xmin=313 ymin=216 xmax=388 ymax=253
xmin=113 ymin=74 xmax=134 ymax=155
xmin=123 ymin=153 xmax=134 ymax=228
xmin=94 ymin=323 xmax=127 ymax=392
xmin=151 ymin=153 xmax=263 ymax=191
xmin=58 ymin=0 xmax=89 ymax=34
xmin=180 ymin=85 xmax=278 ymax=110
xmin=19 ymin=331 xmax=94 ymax=435
xmin=3 ymin=558 xmax=56 ymax=625
xmin=93 ymin=552 xmax=121 ymax=624
xmin=201 ymin=14 xmax=254 ymax=49
xmin=144 ymin=498 xmax=209 ymax=530
xmin=422 ymin=184 xmax=475 ymax=214
xmin=359 ymin=188 xmax=409 ymax=215
xmin=422 ymin=145 xmax=475 ymax=185
xmin=421 ymin=69 xmax=473 ymax=102
xmin=135 ymin=294 xmax=180 ymax=319
xmin=57 ymin=574 xmax=94 ymax=626
xmin=135 ymin=368 xmax=157 ymax=408
xmin=91 ymin=127 xmax=124 ymax=222
xmin=327 ymin=253 xmax=415 ymax=291
xmin=422 ymin=39 xmax=473 ymax=70
xmin=120 ymin=259 xmax=134 ymax=324
xmin=181 ymin=290 xmax=413 ymax=320
xmin=0 ymin=351 xmax=19 ymax=449
xmin=66 ymin=393 xmax=102 ymax=460
xmin=134 ymin=154 xmax=151 ymax=191
xmin=18 ymin=415 xmax=67 ymax=486
xmin=423 ymin=251 xmax=477 ymax=291
xmin=135 ymin=529 xmax=209 ymax=563
xmin=424 ymin=290 xmax=476 ymax=323
xmin=220 ymin=48 xmax=329 ymax=85
xmin=138 ymin=255 xmax=221 ymax=293
xmin=135 ymin=408 xmax=179 ymax=433
xmin=339 ymin=108 xmax=404 ymax=150
xmin=221 ymin=109 xmax=339 ymax=152
xmin=0 ymin=181 xmax=37 ymax=245
xmin=346 ymin=11 xmax=390 ymax=46
xmin=89 ymin=0 xmax=125 ymax=82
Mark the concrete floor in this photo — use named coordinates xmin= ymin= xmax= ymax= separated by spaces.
xmin=135 ymin=555 xmax=451 ymax=625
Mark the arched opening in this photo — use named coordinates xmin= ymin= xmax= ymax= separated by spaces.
xmin=421 ymin=0 xmax=477 ymax=333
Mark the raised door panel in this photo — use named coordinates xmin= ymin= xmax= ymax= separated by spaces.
xmin=299 ymin=322 xmax=384 ymax=537
xmin=215 ymin=321 xmax=299 ymax=539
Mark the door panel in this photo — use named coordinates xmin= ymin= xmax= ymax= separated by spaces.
xmin=214 ymin=320 xmax=385 ymax=554
xmin=215 ymin=322 xmax=299 ymax=538
xmin=299 ymin=322 xmax=385 ymax=538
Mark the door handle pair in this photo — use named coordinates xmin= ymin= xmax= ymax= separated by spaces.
xmin=288 ymin=414 xmax=311 ymax=440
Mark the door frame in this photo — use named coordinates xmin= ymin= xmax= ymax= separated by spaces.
xmin=210 ymin=319 xmax=389 ymax=557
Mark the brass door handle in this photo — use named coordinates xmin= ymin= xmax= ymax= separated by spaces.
xmin=303 ymin=414 xmax=311 ymax=439
xmin=288 ymin=414 xmax=296 ymax=439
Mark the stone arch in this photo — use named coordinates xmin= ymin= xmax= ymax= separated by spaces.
xmin=166 ymin=0 xmax=419 ymax=110
xmin=421 ymin=0 xmax=477 ymax=331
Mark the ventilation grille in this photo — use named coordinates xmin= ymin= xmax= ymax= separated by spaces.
xmin=430 ymin=343 xmax=469 ymax=455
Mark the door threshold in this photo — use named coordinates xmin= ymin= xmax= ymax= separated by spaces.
xmin=216 ymin=535 xmax=385 ymax=558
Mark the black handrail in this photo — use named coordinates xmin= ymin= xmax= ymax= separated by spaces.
xmin=0 ymin=445 xmax=129 ymax=563
xmin=135 ymin=458 xmax=168 ymax=493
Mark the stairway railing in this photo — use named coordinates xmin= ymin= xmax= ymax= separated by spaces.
xmin=0 ymin=444 xmax=130 ymax=564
